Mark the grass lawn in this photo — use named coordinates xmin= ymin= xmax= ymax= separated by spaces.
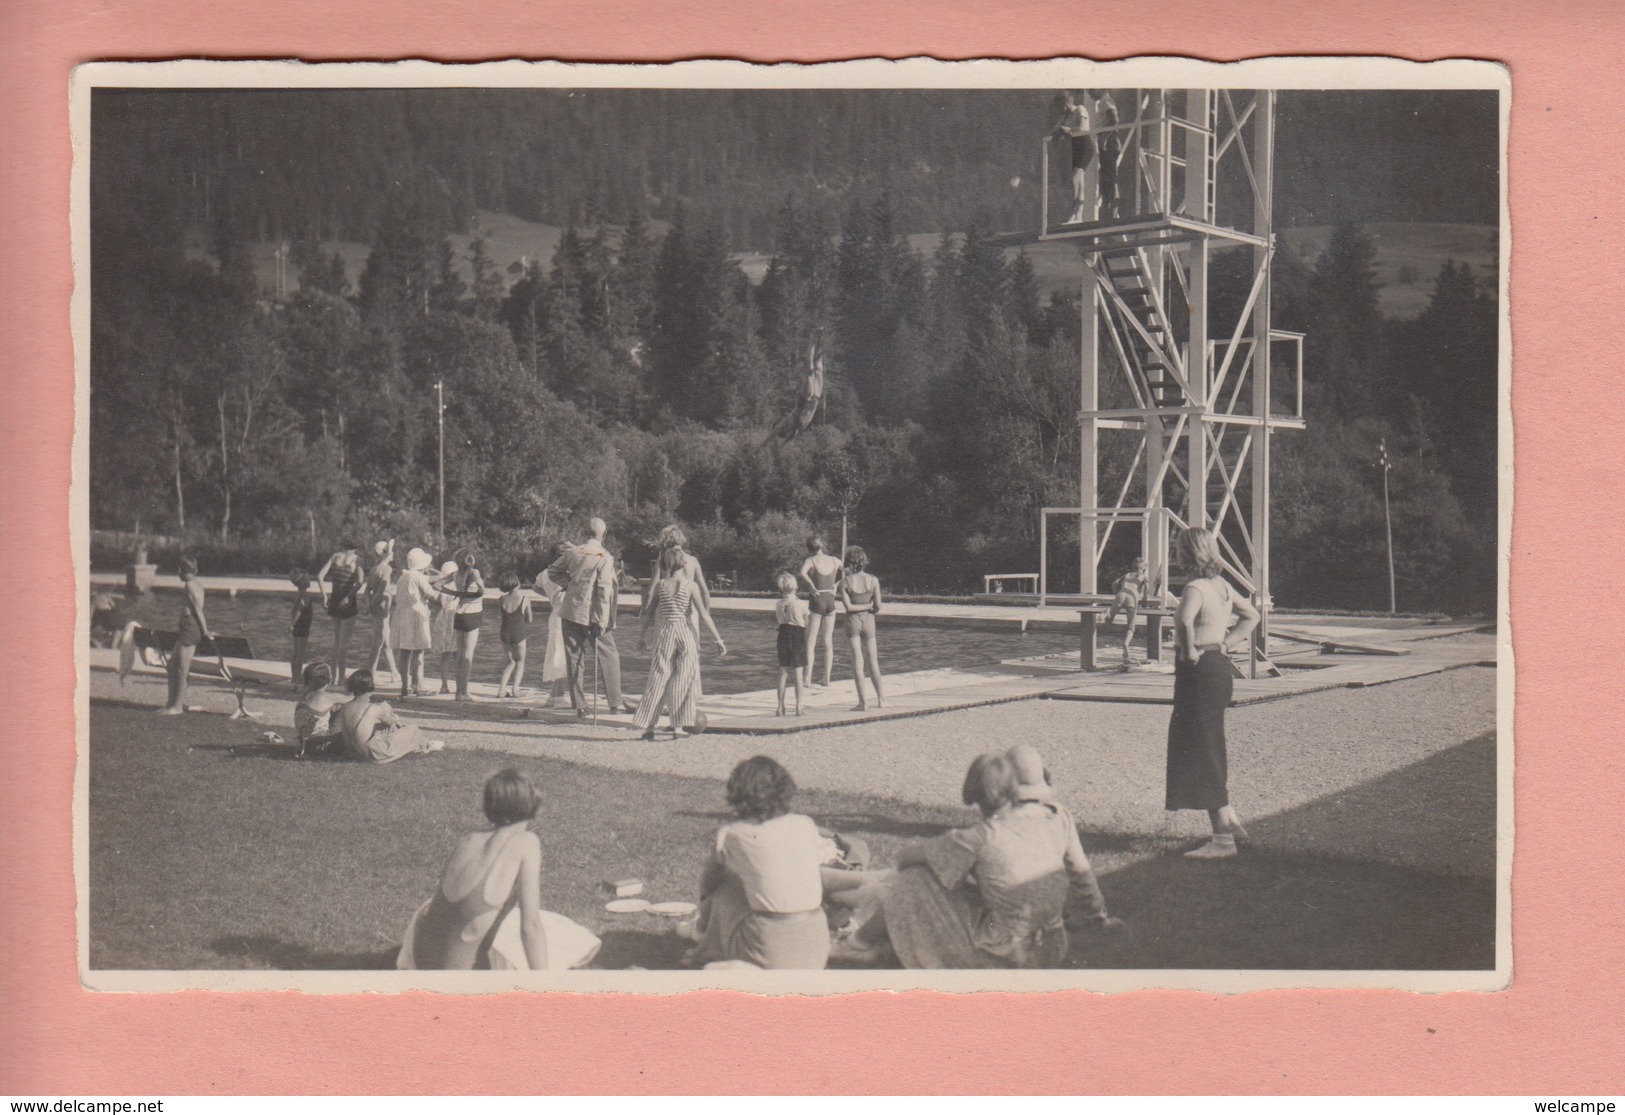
xmin=89 ymin=699 xmax=1495 ymax=971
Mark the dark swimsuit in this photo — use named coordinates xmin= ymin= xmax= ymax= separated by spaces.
xmin=500 ymin=602 xmax=527 ymax=644
xmin=452 ymin=574 xmax=484 ymax=633
xmin=327 ymin=565 xmax=361 ymax=619
xmin=176 ymin=592 xmax=204 ymax=648
xmin=807 ymin=562 xmax=840 ymax=616
xmin=291 ymin=593 xmax=314 ymax=638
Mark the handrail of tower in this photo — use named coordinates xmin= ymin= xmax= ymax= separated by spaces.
xmin=1039 ymin=94 xmax=1271 ymax=248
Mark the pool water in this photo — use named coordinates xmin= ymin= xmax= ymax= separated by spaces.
xmin=112 ymin=589 xmax=1081 ymax=696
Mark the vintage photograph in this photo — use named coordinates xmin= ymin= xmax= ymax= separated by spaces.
xmin=74 ymin=58 xmax=1508 ymax=992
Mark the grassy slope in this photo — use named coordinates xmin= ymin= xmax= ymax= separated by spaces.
xmin=90 ymin=699 xmax=1494 ymax=972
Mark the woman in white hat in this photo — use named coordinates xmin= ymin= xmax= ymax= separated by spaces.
xmin=391 ymin=547 xmax=440 ymax=698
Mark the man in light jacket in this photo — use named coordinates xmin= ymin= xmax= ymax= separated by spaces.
xmin=545 ymin=517 xmax=628 ymax=715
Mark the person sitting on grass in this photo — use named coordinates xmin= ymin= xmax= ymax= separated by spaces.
xmin=397 ymin=768 xmax=600 ymax=971
xmin=833 ymin=752 xmax=1121 ymax=969
xmin=333 ymin=669 xmax=445 ymax=764
xmin=293 ymin=662 xmax=348 ymax=759
xmin=496 ymin=571 xmax=532 ymax=698
xmin=1004 ymin=743 xmax=1119 ymax=937
xmin=1104 ymin=556 xmax=1151 ymax=660
xmin=773 ymin=572 xmax=809 ymax=716
xmin=288 ymin=568 xmax=315 ymax=685
xmin=689 ymin=756 xmax=831 ymax=970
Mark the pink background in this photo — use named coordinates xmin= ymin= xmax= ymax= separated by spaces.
xmin=5 ymin=0 xmax=1622 ymax=1095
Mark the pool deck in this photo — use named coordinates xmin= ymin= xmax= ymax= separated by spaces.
xmin=88 ymin=602 xmax=1495 ymax=737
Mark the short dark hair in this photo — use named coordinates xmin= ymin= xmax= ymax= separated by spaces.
xmin=346 ymin=669 xmax=375 ymax=696
xmin=961 ymin=752 xmax=1016 ymax=817
xmin=483 ymin=768 xmax=540 ymax=826
xmin=301 ymin=662 xmax=331 ymax=691
xmin=178 ymin=555 xmax=199 ymax=577
xmin=806 ymin=534 xmax=827 ymax=554
xmin=844 ymin=545 xmax=868 ymax=572
xmin=499 ymin=571 xmax=521 ymax=592
xmin=725 ymin=755 xmax=797 ymax=823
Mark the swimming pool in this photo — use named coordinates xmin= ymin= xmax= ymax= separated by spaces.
xmin=113 ymin=589 xmax=1080 ymax=696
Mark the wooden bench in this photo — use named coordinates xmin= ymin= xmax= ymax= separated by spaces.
xmin=132 ymin=627 xmax=254 ymax=672
xmin=1076 ymin=599 xmax=1175 ymax=670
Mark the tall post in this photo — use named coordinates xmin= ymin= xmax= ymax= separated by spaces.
xmin=436 ymin=378 xmax=446 ymax=544
xmin=1381 ymin=438 xmax=1396 ymax=613
xmin=1187 ymin=238 xmax=1210 ymax=531
xmin=1079 ymin=257 xmax=1100 ymax=595
xmin=1250 ymin=90 xmax=1276 ymax=647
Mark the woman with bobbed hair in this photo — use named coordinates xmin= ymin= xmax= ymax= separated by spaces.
xmin=398 ymin=768 xmax=600 ymax=970
xmin=333 ymin=669 xmax=445 ymax=763
xmin=691 ymin=756 xmax=831 ymax=970
xmin=293 ymin=662 xmax=348 ymax=758
xmin=839 ymin=751 xmax=1115 ymax=968
xmin=1167 ymin=526 xmax=1260 ymax=859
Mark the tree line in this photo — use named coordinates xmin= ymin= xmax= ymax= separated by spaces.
xmin=90 ymin=177 xmax=1497 ymax=615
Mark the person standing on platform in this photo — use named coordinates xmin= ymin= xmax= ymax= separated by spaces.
xmin=158 ymin=555 xmax=210 ymax=715
xmin=315 ymin=541 xmax=364 ymax=685
xmin=364 ymin=539 xmax=396 ymax=680
xmin=799 ymin=535 xmax=844 ymax=690
xmin=1166 ymin=526 xmax=1260 ymax=860
xmin=1052 ymin=90 xmax=1095 ymax=225
xmin=545 ymin=517 xmax=629 ymax=717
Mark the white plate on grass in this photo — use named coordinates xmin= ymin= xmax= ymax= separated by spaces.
xmin=648 ymin=901 xmax=697 ymax=917
xmin=605 ymin=898 xmax=652 ymax=914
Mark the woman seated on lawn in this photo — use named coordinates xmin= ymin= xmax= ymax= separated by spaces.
xmin=293 ymin=662 xmax=349 ymax=759
xmin=690 ymin=756 xmax=831 ymax=970
xmin=334 ymin=669 xmax=445 ymax=763
xmin=836 ymin=751 xmax=1119 ymax=969
xmin=398 ymin=768 xmax=600 ymax=971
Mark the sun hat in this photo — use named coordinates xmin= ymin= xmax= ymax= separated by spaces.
xmin=1008 ymin=743 xmax=1054 ymax=802
xmin=406 ymin=548 xmax=431 ymax=572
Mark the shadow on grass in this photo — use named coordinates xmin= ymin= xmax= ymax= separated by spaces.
xmin=1081 ymin=844 xmax=1494 ymax=969
xmin=590 ymin=928 xmax=694 ymax=970
xmin=210 ymin=934 xmax=399 ymax=969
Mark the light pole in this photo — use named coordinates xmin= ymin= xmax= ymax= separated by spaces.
xmin=1379 ymin=438 xmax=1395 ymax=614
xmin=436 ymin=378 xmax=446 ymax=544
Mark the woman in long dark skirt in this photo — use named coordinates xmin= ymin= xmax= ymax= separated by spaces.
xmin=1167 ymin=526 xmax=1260 ymax=859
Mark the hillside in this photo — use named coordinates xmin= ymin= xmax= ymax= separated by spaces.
xmin=241 ymin=209 xmax=1496 ymax=323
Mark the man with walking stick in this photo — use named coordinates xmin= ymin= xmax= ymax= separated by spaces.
xmin=545 ymin=517 xmax=629 ymax=720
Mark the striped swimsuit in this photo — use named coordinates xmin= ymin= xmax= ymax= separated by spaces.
xmin=635 ymin=579 xmax=700 ymax=732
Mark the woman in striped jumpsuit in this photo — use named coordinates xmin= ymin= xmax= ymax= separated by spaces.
xmin=635 ymin=545 xmax=727 ymax=741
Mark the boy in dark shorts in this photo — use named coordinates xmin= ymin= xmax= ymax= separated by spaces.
xmin=773 ymin=572 xmax=809 ymax=716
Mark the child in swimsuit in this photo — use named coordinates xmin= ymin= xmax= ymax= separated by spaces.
xmin=289 ymin=568 xmax=315 ymax=684
xmin=496 ymin=571 xmax=532 ymax=698
xmin=1105 ymin=557 xmax=1151 ymax=661
xmin=839 ymin=546 xmax=885 ymax=712
xmin=773 ymin=572 xmax=809 ymax=717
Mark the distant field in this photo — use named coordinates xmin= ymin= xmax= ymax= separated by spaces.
xmin=240 ymin=212 xmax=1496 ymax=322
